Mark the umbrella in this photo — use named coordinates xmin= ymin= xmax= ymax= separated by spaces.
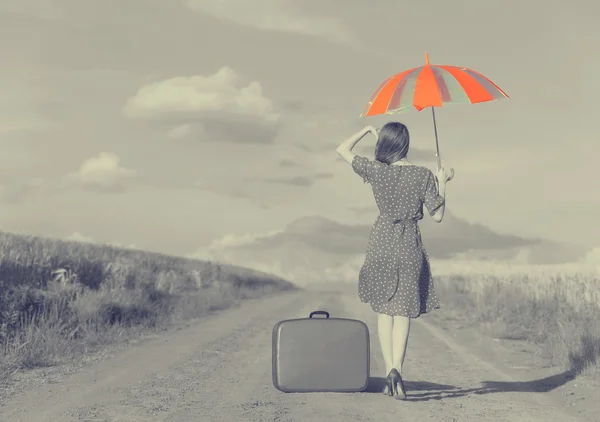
xmin=360 ymin=53 xmax=509 ymax=179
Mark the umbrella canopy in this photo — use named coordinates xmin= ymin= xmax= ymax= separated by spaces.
xmin=360 ymin=53 xmax=508 ymax=176
xmin=361 ymin=53 xmax=509 ymax=117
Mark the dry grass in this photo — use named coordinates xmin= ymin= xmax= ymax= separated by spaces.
xmin=0 ymin=231 xmax=296 ymax=389
xmin=431 ymin=259 xmax=600 ymax=378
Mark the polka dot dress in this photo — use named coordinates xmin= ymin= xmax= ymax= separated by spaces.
xmin=352 ymin=155 xmax=443 ymax=318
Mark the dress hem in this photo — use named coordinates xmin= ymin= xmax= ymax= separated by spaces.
xmin=363 ymin=300 xmax=441 ymax=318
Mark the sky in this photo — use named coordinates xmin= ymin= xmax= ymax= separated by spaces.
xmin=1 ymin=0 xmax=599 ymax=260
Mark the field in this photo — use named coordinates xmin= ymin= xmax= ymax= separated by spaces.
xmin=0 ymin=231 xmax=296 ymax=390
xmin=431 ymin=259 xmax=600 ymax=379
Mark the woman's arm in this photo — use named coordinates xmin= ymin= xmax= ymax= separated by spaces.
xmin=336 ymin=126 xmax=377 ymax=164
xmin=431 ymin=181 xmax=446 ymax=223
xmin=430 ymin=166 xmax=453 ymax=222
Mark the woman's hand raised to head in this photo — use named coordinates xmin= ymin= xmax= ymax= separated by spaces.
xmin=364 ymin=126 xmax=379 ymax=139
xmin=336 ymin=126 xmax=380 ymax=165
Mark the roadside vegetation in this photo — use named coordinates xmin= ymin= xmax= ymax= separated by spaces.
xmin=0 ymin=231 xmax=295 ymax=389
xmin=432 ymin=260 xmax=600 ymax=379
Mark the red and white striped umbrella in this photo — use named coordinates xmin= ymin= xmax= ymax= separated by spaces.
xmin=361 ymin=53 xmax=509 ymax=173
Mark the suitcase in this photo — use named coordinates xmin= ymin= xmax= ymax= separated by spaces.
xmin=272 ymin=310 xmax=370 ymax=393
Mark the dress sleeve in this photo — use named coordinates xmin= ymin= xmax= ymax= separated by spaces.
xmin=352 ymin=155 xmax=375 ymax=184
xmin=422 ymin=170 xmax=445 ymax=216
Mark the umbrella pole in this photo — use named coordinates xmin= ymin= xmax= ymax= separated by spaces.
xmin=431 ymin=107 xmax=442 ymax=170
xmin=431 ymin=107 xmax=454 ymax=181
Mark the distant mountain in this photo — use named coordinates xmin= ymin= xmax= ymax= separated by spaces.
xmin=207 ymin=213 xmax=590 ymax=284
xmin=417 ymin=212 xmax=536 ymax=258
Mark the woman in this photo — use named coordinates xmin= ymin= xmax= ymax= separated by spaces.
xmin=336 ymin=122 xmax=453 ymax=400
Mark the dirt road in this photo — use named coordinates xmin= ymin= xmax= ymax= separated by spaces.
xmin=0 ymin=284 xmax=595 ymax=422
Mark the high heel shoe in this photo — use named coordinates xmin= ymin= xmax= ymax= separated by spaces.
xmin=389 ymin=368 xmax=407 ymax=400
xmin=382 ymin=372 xmax=393 ymax=396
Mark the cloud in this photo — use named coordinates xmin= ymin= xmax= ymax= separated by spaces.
xmin=208 ymin=229 xmax=284 ymax=250
xmin=314 ymin=172 xmax=334 ymax=179
xmin=191 ymin=112 xmax=279 ymax=144
xmin=0 ymin=117 xmax=60 ymax=135
xmin=185 ymin=0 xmax=355 ymax=45
xmin=264 ymin=176 xmax=313 ymax=187
xmin=278 ymin=159 xmax=298 ymax=168
xmin=279 ymin=100 xmax=305 ymax=112
xmin=349 ymin=205 xmax=377 ymax=216
xmin=66 ymin=232 xmax=95 ymax=243
xmin=65 ymin=232 xmax=138 ymax=249
xmin=582 ymin=247 xmax=600 ymax=266
xmin=195 ymin=179 xmax=257 ymax=201
xmin=0 ymin=1 xmax=65 ymax=20
xmin=0 ymin=153 xmax=138 ymax=202
xmin=291 ymin=143 xmax=313 ymax=152
xmin=108 ymin=241 xmax=139 ymax=250
xmin=67 ymin=152 xmax=137 ymax=192
xmin=166 ymin=119 xmax=277 ymax=145
xmin=166 ymin=123 xmax=196 ymax=139
xmin=123 ymin=67 xmax=280 ymax=144
xmin=264 ymin=171 xmax=334 ymax=187
xmin=0 ymin=177 xmax=46 ymax=203
xmin=186 ymin=229 xmax=284 ymax=262
xmin=261 ymin=216 xmax=370 ymax=254
xmin=123 ymin=67 xmax=278 ymax=121
xmin=200 ymin=216 xmax=370 ymax=284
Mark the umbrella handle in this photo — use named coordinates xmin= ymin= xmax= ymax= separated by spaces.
xmin=447 ymin=168 xmax=455 ymax=181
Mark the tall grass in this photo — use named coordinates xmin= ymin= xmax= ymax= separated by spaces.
xmin=431 ymin=259 xmax=600 ymax=379
xmin=0 ymin=231 xmax=296 ymax=388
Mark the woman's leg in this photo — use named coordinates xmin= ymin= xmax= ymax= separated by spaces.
xmin=377 ymin=313 xmax=394 ymax=374
xmin=392 ymin=316 xmax=411 ymax=375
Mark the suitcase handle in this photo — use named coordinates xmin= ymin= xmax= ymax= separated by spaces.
xmin=309 ymin=311 xmax=330 ymax=319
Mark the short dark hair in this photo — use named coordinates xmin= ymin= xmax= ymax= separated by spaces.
xmin=374 ymin=121 xmax=410 ymax=165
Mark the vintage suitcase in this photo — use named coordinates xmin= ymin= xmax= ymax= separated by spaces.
xmin=272 ymin=310 xmax=370 ymax=392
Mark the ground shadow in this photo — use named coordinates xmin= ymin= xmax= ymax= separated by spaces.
xmin=365 ymin=377 xmax=458 ymax=393
xmin=406 ymin=369 xmax=577 ymax=402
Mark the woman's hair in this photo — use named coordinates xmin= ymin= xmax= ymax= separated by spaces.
xmin=374 ymin=121 xmax=410 ymax=165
